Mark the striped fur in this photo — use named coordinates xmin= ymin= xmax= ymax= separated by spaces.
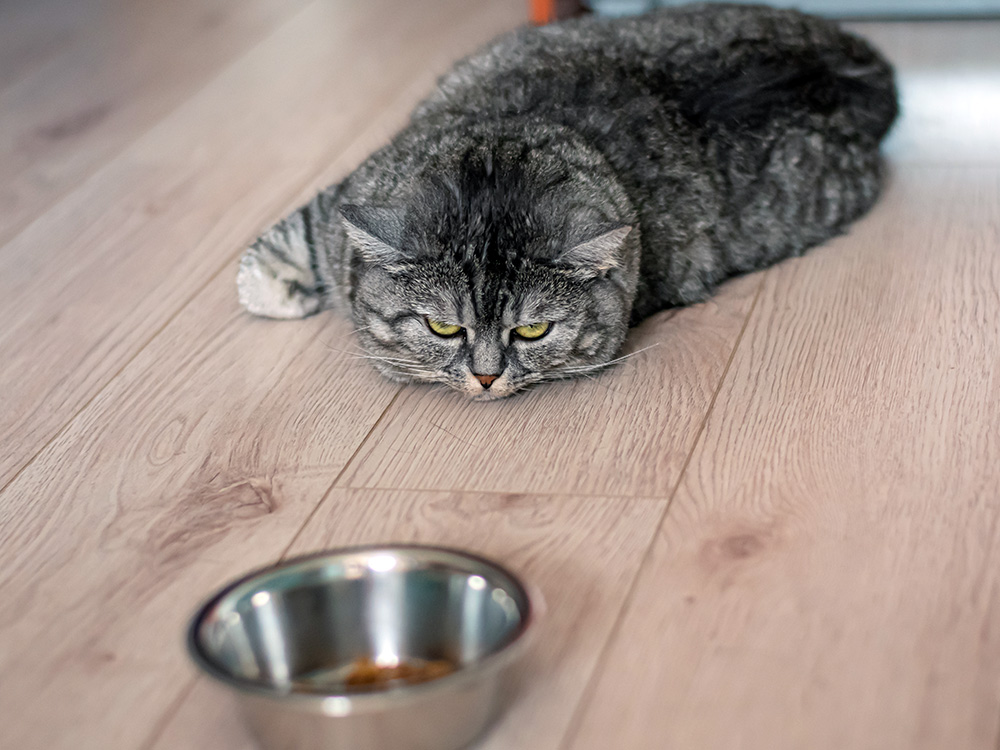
xmin=237 ymin=3 xmax=897 ymax=398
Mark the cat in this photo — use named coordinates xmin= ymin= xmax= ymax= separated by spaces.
xmin=236 ymin=2 xmax=898 ymax=400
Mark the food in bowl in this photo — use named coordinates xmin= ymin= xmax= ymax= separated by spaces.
xmin=291 ymin=656 xmax=457 ymax=692
xmin=344 ymin=656 xmax=455 ymax=688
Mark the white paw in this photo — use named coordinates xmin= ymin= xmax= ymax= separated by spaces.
xmin=237 ymin=247 xmax=321 ymax=319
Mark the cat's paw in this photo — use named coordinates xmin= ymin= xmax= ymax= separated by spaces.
xmin=237 ymin=243 xmax=322 ymax=319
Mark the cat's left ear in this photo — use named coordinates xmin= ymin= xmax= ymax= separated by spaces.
xmin=556 ymin=225 xmax=633 ymax=277
xmin=339 ymin=204 xmax=407 ymax=266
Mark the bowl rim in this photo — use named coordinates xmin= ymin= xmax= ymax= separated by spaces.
xmin=186 ymin=543 xmax=538 ymax=713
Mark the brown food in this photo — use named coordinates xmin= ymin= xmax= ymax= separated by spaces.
xmin=344 ymin=656 xmax=455 ymax=689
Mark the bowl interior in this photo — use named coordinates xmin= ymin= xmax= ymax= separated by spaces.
xmin=191 ymin=547 xmax=530 ymax=694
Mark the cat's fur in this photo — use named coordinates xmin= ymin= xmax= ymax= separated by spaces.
xmin=237 ymin=3 xmax=898 ymax=399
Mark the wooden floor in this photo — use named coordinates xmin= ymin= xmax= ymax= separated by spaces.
xmin=1 ymin=1 xmax=998 ymax=748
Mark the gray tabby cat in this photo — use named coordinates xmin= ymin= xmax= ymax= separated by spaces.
xmin=237 ymin=3 xmax=897 ymax=399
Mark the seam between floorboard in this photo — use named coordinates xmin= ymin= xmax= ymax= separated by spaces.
xmin=4 ymin=240 xmax=257 ymax=749
xmin=77 ymin=6 xmax=523 ymax=744
xmin=0 ymin=0 xmax=503 ymax=502
xmin=0 ymin=0 xmax=318 ymax=252
xmin=134 ymin=384 xmax=406 ymax=749
xmin=0 ymin=250 xmax=235 ymax=502
xmin=134 ymin=274 xmax=766 ymax=750
xmin=0 ymin=0 xmax=452 ymax=504
xmin=0 ymin=240 xmax=248 ymax=502
xmin=131 ymin=372 xmax=404 ymax=750
xmin=554 ymin=275 xmax=765 ymax=750
xmin=0 ymin=0 xmax=329 ymax=500
xmin=276 ymin=386 xmax=406 ymax=563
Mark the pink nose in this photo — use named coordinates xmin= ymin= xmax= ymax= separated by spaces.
xmin=474 ymin=373 xmax=498 ymax=389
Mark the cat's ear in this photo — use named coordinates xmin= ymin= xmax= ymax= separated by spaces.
xmin=339 ymin=204 xmax=406 ymax=265
xmin=556 ymin=225 xmax=633 ymax=276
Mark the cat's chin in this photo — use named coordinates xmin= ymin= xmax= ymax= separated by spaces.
xmin=468 ymin=388 xmax=515 ymax=402
xmin=455 ymin=373 xmax=521 ymax=400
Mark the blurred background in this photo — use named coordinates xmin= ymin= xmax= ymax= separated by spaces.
xmin=533 ymin=0 xmax=1000 ymax=20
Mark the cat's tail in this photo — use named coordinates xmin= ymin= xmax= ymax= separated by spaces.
xmin=810 ymin=30 xmax=899 ymax=143
xmin=681 ymin=24 xmax=899 ymax=145
xmin=237 ymin=186 xmax=342 ymax=319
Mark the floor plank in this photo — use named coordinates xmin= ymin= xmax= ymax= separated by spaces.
xmin=0 ymin=0 xmax=98 ymax=94
xmin=339 ymin=274 xmax=759 ymax=497
xmin=0 ymin=2 xmax=527 ymax=747
xmin=0 ymin=0 xmax=310 ymax=246
xmin=151 ymin=489 xmax=667 ymax=750
xmin=564 ymin=167 xmax=1000 ymax=750
xmin=0 ymin=0 xmax=523 ymax=490
xmin=0 ymin=273 xmax=400 ymax=750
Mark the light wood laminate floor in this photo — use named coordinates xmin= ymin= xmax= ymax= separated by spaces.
xmin=1 ymin=2 xmax=998 ymax=748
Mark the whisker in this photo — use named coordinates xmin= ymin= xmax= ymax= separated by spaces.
xmin=323 ymin=342 xmax=372 ymax=357
xmin=555 ymin=344 xmax=659 ymax=375
xmin=389 ymin=364 xmax=442 ymax=380
xmin=343 ymin=352 xmax=426 ymax=366
xmin=323 ymin=342 xmax=433 ymax=369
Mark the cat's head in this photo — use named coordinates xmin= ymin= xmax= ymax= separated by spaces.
xmin=344 ymin=146 xmax=638 ymax=399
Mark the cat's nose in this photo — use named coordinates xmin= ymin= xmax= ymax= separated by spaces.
xmin=473 ymin=373 xmax=499 ymax=389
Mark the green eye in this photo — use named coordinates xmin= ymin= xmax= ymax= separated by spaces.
xmin=426 ymin=318 xmax=463 ymax=337
xmin=513 ymin=321 xmax=550 ymax=340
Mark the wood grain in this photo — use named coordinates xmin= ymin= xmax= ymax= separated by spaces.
xmin=0 ymin=0 xmax=523 ymax=490
xmin=0 ymin=0 xmax=98 ymax=94
xmin=0 ymin=2 xmax=527 ymax=748
xmin=339 ymin=274 xmax=759 ymax=497
xmin=565 ymin=167 xmax=1000 ymax=750
xmin=151 ymin=489 xmax=667 ymax=750
xmin=0 ymin=271 xmax=400 ymax=750
xmin=0 ymin=0 xmax=310 ymax=246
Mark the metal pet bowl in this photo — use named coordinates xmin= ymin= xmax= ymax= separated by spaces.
xmin=187 ymin=545 xmax=536 ymax=750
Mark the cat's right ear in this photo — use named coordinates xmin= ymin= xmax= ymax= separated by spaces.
xmin=556 ymin=224 xmax=633 ymax=277
xmin=339 ymin=205 xmax=406 ymax=266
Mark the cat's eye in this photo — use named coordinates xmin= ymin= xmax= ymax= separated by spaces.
xmin=512 ymin=321 xmax=550 ymax=340
xmin=426 ymin=318 xmax=463 ymax=337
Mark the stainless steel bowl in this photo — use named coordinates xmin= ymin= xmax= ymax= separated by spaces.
xmin=187 ymin=545 xmax=536 ymax=750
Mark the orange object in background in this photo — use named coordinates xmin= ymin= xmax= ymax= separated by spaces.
xmin=530 ymin=0 xmax=586 ymax=24
xmin=530 ymin=0 xmax=556 ymax=24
